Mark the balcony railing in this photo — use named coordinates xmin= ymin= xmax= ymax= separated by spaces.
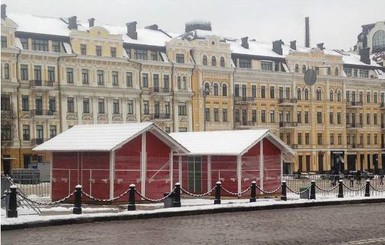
xmin=31 ymin=138 xmax=44 ymax=145
xmin=278 ymin=98 xmax=298 ymax=105
xmin=234 ymin=97 xmax=256 ymax=104
xmin=346 ymin=101 xmax=363 ymax=108
xmin=279 ymin=122 xmax=298 ymax=128
xmin=30 ymin=80 xmax=54 ymax=88
xmin=30 ymin=110 xmax=56 ymax=117
xmin=346 ymin=123 xmax=363 ymax=128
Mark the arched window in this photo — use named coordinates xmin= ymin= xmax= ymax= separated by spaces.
xmin=337 ymin=90 xmax=342 ymax=102
xmin=304 ymin=88 xmax=309 ymax=100
xmin=373 ymin=30 xmax=385 ymax=52
xmin=297 ymin=88 xmax=302 ymax=100
xmin=316 ymin=88 xmax=322 ymax=101
xmin=327 ymin=67 xmax=331 ymax=75
xmin=220 ymin=57 xmax=225 ymax=67
xmin=222 ymin=84 xmax=227 ymax=96
xmin=204 ymin=82 xmax=210 ymax=91
xmin=302 ymin=65 xmax=306 ymax=73
xmin=213 ymin=83 xmax=219 ymax=96
xmin=295 ymin=64 xmax=299 ymax=73
xmin=329 ymin=90 xmax=334 ymax=101
xmin=4 ymin=63 xmax=9 ymax=79
xmin=211 ymin=56 xmax=216 ymax=66
xmin=203 ymin=55 xmax=207 ymax=65
xmin=335 ymin=67 xmax=339 ymax=76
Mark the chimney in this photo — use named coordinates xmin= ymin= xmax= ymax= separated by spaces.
xmin=305 ymin=17 xmax=310 ymax=48
xmin=360 ymin=47 xmax=371 ymax=65
xmin=241 ymin=37 xmax=249 ymax=49
xmin=145 ymin=24 xmax=158 ymax=30
xmin=272 ymin=40 xmax=284 ymax=55
xmin=126 ymin=21 xmax=138 ymax=40
xmin=317 ymin=43 xmax=324 ymax=50
xmin=88 ymin=18 xmax=95 ymax=28
xmin=1 ymin=4 xmax=6 ymax=19
xmin=290 ymin=40 xmax=297 ymax=50
xmin=68 ymin=16 xmax=78 ymax=30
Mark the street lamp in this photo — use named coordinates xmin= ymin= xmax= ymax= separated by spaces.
xmin=201 ymin=83 xmax=211 ymax=131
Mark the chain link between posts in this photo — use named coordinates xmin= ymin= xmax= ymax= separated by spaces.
xmin=286 ymin=185 xmax=310 ymax=195
xmin=180 ymin=186 xmax=216 ymax=198
xmin=17 ymin=191 xmax=76 ymax=206
xmin=341 ymin=183 xmax=367 ymax=192
xmin=220 ymin=185 xmax=252 ymax=197
xmin=81 ymin=188 xmax=129 ymax=202
xmin=315 ymin=184 xmax=339 ymax=192
xmin=134 ymin=188 xmax=176 ymax=202
xmin=369 ymin=183 xmax=385 ymax=192
xmin=255 ymin=184 xmax=282 ymax=194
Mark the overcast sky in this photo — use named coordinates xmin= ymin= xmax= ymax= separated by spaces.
xmin=3 ymin=0 xmax=385 ymax=50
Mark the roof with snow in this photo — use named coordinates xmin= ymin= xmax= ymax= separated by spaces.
xmin=169 ymin=129 xmax=295 ymax=156
xmin=227 ymin=39 xmax=286 ymax=58
xmin=33 ymin=122 xmax=188 ymax=153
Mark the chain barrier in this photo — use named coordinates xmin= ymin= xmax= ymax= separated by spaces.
xmin=180 ymin=186 xmax=216 ymax=198
xmin=369 ymin=184 xmax=385 ymax=192
xmin=220 ymin=185 xmax=251 ymax=197
xmin=255 ymin=184 xmax=281 ymax=194
xmin=286 ymin=185 xmax=310 ymax=195
xmin=134 ymin=188 xmax=176 ymax=203
xmin=1 ymin=194 xmax=6 ymax=200
xmin=16 ymin=191 xmax=76 ymax=206
xmin=314 ymin=184 xmax=339 ymax=192
xmin=81 ymin=189 xmax=129 ymax=203
xmin=341 ymin=183 xmax=367 ymax=192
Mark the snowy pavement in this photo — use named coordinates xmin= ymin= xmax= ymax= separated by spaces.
xmin=2 ymin=194 xmax=385 ymax=229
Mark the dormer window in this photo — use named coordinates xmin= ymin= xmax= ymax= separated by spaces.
xmin=261 ymin=61 xmax=273 ymax=71
xmin=81 ymin=44 xmax=87 ymax=55
xmin=96 ymin=45 xmax=102 ymax=56
xmin=111 ymin=47 xmax=116 ymax=58
xmin=176 ymin=53 xmax=185 ymax=63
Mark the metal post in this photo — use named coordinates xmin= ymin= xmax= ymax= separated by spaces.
xmin=214 ymin=181 xmax=221 ymax=204
xmin=7 ymin=185 xmax=18 ymax=218
xmin=250 ymin=181 xmax=257 ymax=202
xmin=365 ymin=179 xmax=370 ymax=197
xmin=338 ymin=180 xmax=344 ymax=198
xmin=173 ymin=182 xmax=181 ymax=207
xmin=127 ymin=184 xmax=136 ymax=211
xmin=281 ymin=180 xmax=287 ymax=201
xmin=310 ymin=180 xmax=316 ymax=200
xmin=73 ymin=185 xmax=82 ymax=214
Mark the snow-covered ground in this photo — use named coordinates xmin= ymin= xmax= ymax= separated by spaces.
xmin=2 ymin=194 xmax=384 ymax=227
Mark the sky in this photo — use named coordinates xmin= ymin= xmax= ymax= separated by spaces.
xmin=2 ymin=0 xmax=385 ymax=50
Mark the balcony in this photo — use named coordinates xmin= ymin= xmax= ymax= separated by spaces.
xmin=235 ymin=121 xmax=256 ymax=128
xmin=346 ymin=101 xmax=363 ymax=108
xmin=31 ymin=138 xmax=44 ymax=145
xmin=346 ymin=123 xmax=363 ymax=128
xmin=278 ymin=98 xmax=298 ymax=106
xmin=279 ymin=122 xmax=298 ymax=128
xmin=30 ymin=110 xmax=57 ymax=117
xmin=234 ymin=97 xmax=256 ymax=104
xmin=30 ymin=80 xmax=54 ymax=89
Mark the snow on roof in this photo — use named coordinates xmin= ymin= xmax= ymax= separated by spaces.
xmin=228 ymin=39 xmax=284 ymax=58
xmin=341 ymin=52 xmax=381 ymax=67
xmin=169 ymin=129 xmax=294 ymax=156
xmin=33 ymin=122 xmax=155 ymax=152
xmin=8 ymin=13 xmax=70 ymax=36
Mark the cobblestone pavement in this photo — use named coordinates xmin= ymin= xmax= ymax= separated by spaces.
xmin=2 ymin=203 xmax=385 ymax=245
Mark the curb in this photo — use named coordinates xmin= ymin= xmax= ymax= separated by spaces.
xmin=2 ymin=198 xmax=385 ymax=231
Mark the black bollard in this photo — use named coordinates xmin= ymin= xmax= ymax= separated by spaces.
xmin=7 ymin=185 xmax=18 ymax=218
xmin=173 ymin=182 xmax=181 ymax=207
xmin=310 ymin=180 xmax=316 ymax=200
xmin=281 ymin=180 xmax=287 ymax=201
xmin=214 ymin=181 xmax=221 ymax=204
xmin=73 ymin=185 xmax=82 ymax=214
xmin=338 ymin=180 xmax=344 ymax=198
xmin=365 ymin=179 xmax=370 ymax=197
xmin=127 ymin=184 xmax=136 ymax=211
xmin=250 ymin=181 xmax=257 ymax=202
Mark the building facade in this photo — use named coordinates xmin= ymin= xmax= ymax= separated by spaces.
xmin=1 ymin=5 xmax=385 ymax=174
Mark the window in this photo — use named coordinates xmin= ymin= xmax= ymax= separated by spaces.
xmin=135 ymin=49 xmax=147 ymax=60
xmin=34 ymin=65 xmax=42 ymax=81
xmin=295 ymin=64 xmax=299 ymax=73
xmin=154 ymin=101 xmax=160 ymax=117
xmin=82 ymin=69 xmax=89 ymax=84
xmin=261 ymin=61 xmax=273 ymax=71
xmin=374 ymin=92 xmax=378 ymax=103
xmin=126 ymin=72 xmax=133 ymax=87
xmin=223 ymin=109 xmax=228 ymax=122
xmin=344 ymin=68 xmax=352 ymax=77
xmin=316 ymin=89 xmax=322 ymax=101
xmin=35 ymin=96 xmax=43 ymax=115
xmin=239 ymin=59 xmax=251 ymax=68
xmin=235 ymin=109 xmax=240 ymax=122
xmin=164 ymin=75 xmax=170 ymax=92
xmin=1 ymin=36 xmax=7 ymax=48
xmin=23 ymin=125 xmax=30 ymax=141
xmin=367 ymin=113 xmax=370 ymax=125
xmin=178 ymin=102 xmax=187 ymax=116
xmin=176 ymin=53 xmax=184 ymax=63
xmin=327 ymin=67 xmax=331 ymax=75
xmin=261 ymin=86 xmax=266 ymax=98
xmin=261 ymin=110 xmax=266 ymax=123
xmin=329 ymin=112 xmax=334 ymax=124
xmin=153 ymin=74 xmax=159 ymax=92
xmin=48 ymin=66 xmax=55 ymax=82
xmin=211 ymin=56 xmax=216 ymax=66
xmin=304 ymin=88 xmax=309 ymax=100
xmin=112 ymin=71 xmax=119 ymax=86
xmin=110 ymin=47 xmax=116 ymax=57
xmin=270 ymin=86 xmax=275 ymax=99
xmin=305 ymin=133 xmax=310 ymax=145
xmin=335 ymin=67 xmax=339 ymax=76
xmin=241 ymin=84 xmax=246 ymax=98
xmin=279 ymin=87 xmax=284 ymax=99
xmin=298 ymin=133 xmax=302 ymax=145
xmin=270 ymin=110 xmax=275 ymax=123
xmin=3 ymin=63 xmax=9 ymax=79
xmin=21 ymin=65 xmax=28 ymax=80
xmin=330 ymin=134 xmax=334 ymax=145
xmin=252 ymin=85 xmax=256 ymax=98
xmin=367 ymin=134 xmax=371 ymax=145
xmin=374 ymin=134 xmax=378 ymax=145
xmin=214 ymin=108 xmax=219 ymax=121
xmin=52 ymin=41 xmax=61 ymax=52
xmin=165 ymin=101 xmax=170 ymax=117
xmin=297 ymin=111 xmax=302 ymax=124
xmin=317 ymin=133 xmax=323 ymax=145
xmin=315 ymin=67 xmax=320 ymax=75
xmin=66 ymin=68 xmax=74 ymax=83
xmin=50 ymin=125 xmax=57 ymax=138
xmin=337 ymin=112 xmax=341 ymax=124
xmin=143 ymin=100 xmax=149 ymax=115
xmin=80 ymin=44 xmax=87 ymax=55
xmin=83 ymin=98 xmax=90 ymax=113
xmin=329 ymin=90 xmax=334 ymax=101
xmin=285 ymin=87 xmax=290 ymax=99
xmin=205 ymin=108 xmax=210 ymax=121
xmin=359 ymin=91 xmax=363 ymax=102
xmin=346 ymin=91 xmax=350 ymax=102
xmin=201 ymin=55 xmax=208 ymax=66
xmin=220 ymin=57 xmax=225 ymax=67
xmin=22 ymin=95 xmax=29 ymax=111
xmin=1 ymin=95 xmax=10 ymax=110
xmin=374 ymin=114 xmax=378 ymax=125
xmin=338 ymin=134 xmax=342 ymax=145
xmin=97 ymin=70 xmax=104 ymax=85
xmin=302 ymin=65 xmax=306 ymax=73
xmin=151 ymin=51 xmax=158 ymax=61
xmin=36 ymin=125 xmax=44 ymax=140
xmin=297 ymin=88 xmax=302 ymax=100
xmin=49 ymin=97 xmax=56 ymax=114
xmin=360 ymin=70 xmax=369 ymax=78
xmin=317 ymin=112 xmax=322 ymax=124
xmin=305 ymin=111 xmax=309 ymax=124
xmin=213 ymin=84 xmax=219 ymax=96
xmin=337 ymin=91 xmax=342 ymax=102
xmin=32 ymin=39 xmax=48 ymax=51
xmin=98 ymin=98 xmax=105 ymax=114
xmin=127 ymin=100 xmax=134 ymax=114
xmin=20 ymin=37 xmax=28 ymax=49
xmin=113 ymin=99 xmax=120 ymax=114
xmin=96 ymin=45 xmax=102 ymax=56
xmin=234 ymin=84 xmax=240 ymax=97
xmin=1 ymin=126 xmax=11 ymax=141
xmin=67 ymin=97 xmax=74 ymax=113
xmin=372 ymin=30 xmax=385 ymax=52
xmin=142 ymin=73 xmax=148 ymax=88
xmin=366 ymin=92 xmax=371 ymax=103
